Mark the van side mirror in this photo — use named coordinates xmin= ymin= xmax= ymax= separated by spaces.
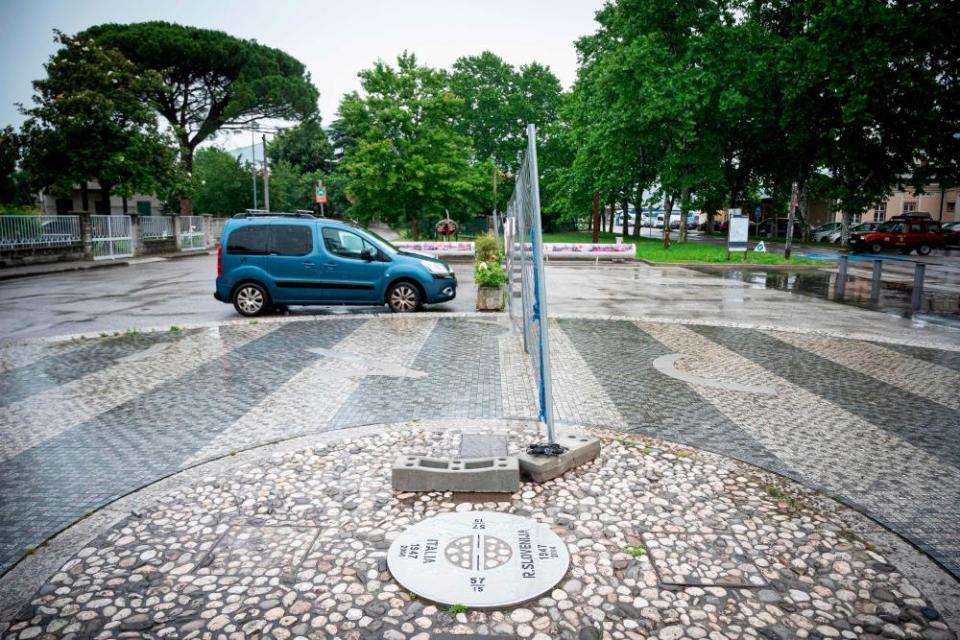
xmin=361 ymin=247 xmax=375 ymax=261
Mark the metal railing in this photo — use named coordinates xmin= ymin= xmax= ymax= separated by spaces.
xmin=142 ymin=216 xmax=174 ymax=239
xmin=91 ymin=215 xmax=133 ymax=260
xmin=0 ymin=215 xmax=81 ymax=249
xmin=179 ymin=216 xmax=208 ymax=251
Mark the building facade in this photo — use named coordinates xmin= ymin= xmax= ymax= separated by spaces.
xmin=36 ymin=181 xmax=165 ymax=216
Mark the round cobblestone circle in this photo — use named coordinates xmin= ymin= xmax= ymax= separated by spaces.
xmin=4 ymin=424 xmax=955 ymax=640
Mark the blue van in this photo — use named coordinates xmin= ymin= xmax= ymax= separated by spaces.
xmin=214 ymin=213 xmax=456 ymax=316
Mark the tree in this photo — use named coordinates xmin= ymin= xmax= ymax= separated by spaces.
xmin=0 ymin=126 xmax=30 ymax=207
xmin=192 ymin=148 xmax=252 ymax=215
xmin=336 ymin=53 xmax=486 ymax=238
xmin=20 ymin=31 xmax=177 ymax=212
xmin=269 ymin=116 xmax=334 ymax=174
xmin=449 ymin=52 xmax=563 ymax=210
xmin=79 ymin=21 xmax=318 ymax=213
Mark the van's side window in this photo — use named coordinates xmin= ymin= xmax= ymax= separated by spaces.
xmin=227 ymin=226 xmax=268 ymax=255
xmin=322 ymin=228 xmax=375 ymax=260
xmin=272 ymin=225 xmax=312 ymax=256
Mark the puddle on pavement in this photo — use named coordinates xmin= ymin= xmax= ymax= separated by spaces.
xmin=692 ymin=268 xmax=960 ymax=325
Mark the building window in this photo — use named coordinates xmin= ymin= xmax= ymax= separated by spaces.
xmin=903 ymin=202 xmax=917 ymax=213
xmin=947 ymin=201 xmax=956 ymax=215
xmin=875 ymin=201 xmax=886 ymax=222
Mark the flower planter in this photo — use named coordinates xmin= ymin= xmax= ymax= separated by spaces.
xmin=476 ymin=285 xmax=505 ymax=311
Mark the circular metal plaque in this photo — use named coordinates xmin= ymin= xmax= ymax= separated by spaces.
xmin=387 ymin=511 xmax=570 ymax=608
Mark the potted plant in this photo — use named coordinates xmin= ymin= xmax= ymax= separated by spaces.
xmin=473 ymin=233 xmax=505 ymax=311
xmin=475 ymin=260 xmax=507 ymax=311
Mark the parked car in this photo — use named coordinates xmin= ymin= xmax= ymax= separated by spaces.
xmin=214 ymin=212 xmax=457 ymax=316
xmin=825 ymin=222 xmax=881 ymax=244
xmin=757 ymin=217 xmax=808 ymax=239
xmin=848 ymin=213 xmax=944 ymax=255
xmin=812 ymin=222 xmax=842 ymax=242
xmin=943 ymin=221 xmax=960 ymax=247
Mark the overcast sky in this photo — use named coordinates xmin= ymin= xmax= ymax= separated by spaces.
xmin=0 ymin=0 xmax=604 ymax=149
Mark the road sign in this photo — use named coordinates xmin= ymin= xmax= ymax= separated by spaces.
xmin=387 ymin=511 xmax=570 ymax=608
xmin=754 ymin=206 xmax=762 ymax=221
xmin=314 ymin=183 xmax=327 ymax=204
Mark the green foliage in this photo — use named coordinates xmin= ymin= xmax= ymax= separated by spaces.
xmin=624 ymin=545 xmax=647 ymax=558
xmin=193 ymin=148 xmax=252 ymax=215
xmin=474 ymin=261 xmax=507 ymax=288
xmin=474 ymin=233 xmax=500 ymax=263
xmin=336 ymin=53 xmax=486 ymax=238
xmin=269 ymin=116 xmax=334 ymax=175
xmin=447 ymin=604 xmax=467 ymax=614
xmin=20 ymin=31 xmax=179 ymax=208
xmin=79 ymin=21 xmax=319 ymax=211
xmin=449 ymin=51 xmax=563 ymax=211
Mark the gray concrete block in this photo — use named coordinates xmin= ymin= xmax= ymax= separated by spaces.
xmin=517 ymin=433 xmax=601 ymax=483
xmin=392 ymin=455 xmax=520 ymax=493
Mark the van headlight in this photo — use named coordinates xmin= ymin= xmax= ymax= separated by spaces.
xmin=422 ymin=260 xmax=451 ymax=276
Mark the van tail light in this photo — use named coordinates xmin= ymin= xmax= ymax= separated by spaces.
xmin=217 ymin=244 xmax=223 ymax=277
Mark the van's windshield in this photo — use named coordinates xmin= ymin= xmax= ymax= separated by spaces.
xmin=360 ymin=227 xmax=399 ymax=255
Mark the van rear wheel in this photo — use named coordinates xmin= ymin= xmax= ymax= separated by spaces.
xmin=917 ymin=244 xmax=932 ymax=256
xmin=233 ymin=283 xmax=270 ymax=317
xmin=387 ymin=282 xmax=421 ymax=313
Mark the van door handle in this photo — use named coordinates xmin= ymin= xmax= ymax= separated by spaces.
xmin=323 ymin=263 xmax=336 ymax=268
xmin=303 ymin=261 xmax=314 ymax=267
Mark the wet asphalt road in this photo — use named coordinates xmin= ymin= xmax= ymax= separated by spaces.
xmin=0 ymin=255 xmax=476 ymax=343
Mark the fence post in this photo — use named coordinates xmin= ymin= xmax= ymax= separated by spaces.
xmin=835 ymin=255 xmax=848 ymax=300
xmin=912 ymin=262 xmax=926 ymax=312
xmin=79 ymin=212 xmax=94 ymax=261
xmin=870 ymin=259 xmax=883 ymax=304
xmin=171 ymin=214 xmax=182 ymax=252
xmin=129 ymin=213 xmax=144 ymax=256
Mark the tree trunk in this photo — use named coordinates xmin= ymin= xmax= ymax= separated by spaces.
xmin=621 ymin=198 xmax=630 ymax=237
xmin=122 ymin=196 xmax=129 ymax=214
xmin=606 ymin=198 xmax=615 ymax=233
xmin=100 ymin=181 xmax=113 ymax=214
xmin=662 ymin=194 xmax=674 ymax=249
xmin=80 ymin=182 xmax=89 ymax=212
xmin=632 ymin=191 xmax=642 ymax=237
xmin=784 ymin=181 xmax=799 ymax=260
xmin=411 ymin=216 xmax=420 ymax=240
xmin=179 ymin=145 xmax=194 ymax=215
xmin=840 ymin=208 xmax=852 ymax=248
xmin=679 ymin=187 xmax=689 ymax=243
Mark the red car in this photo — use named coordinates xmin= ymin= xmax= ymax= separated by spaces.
xmin=848 ymin=213 xmax=944 ymax=256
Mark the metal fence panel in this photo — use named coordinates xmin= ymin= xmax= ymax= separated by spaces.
xmin=0 ymin=215 xmax=81 ymax=249
xmin=179 ymin=216 xmax=208 ymax=251
xmin=142 ymin=216 xmax=174 ymax=239
xmin=505 ymin=124 xmax=556 ymax=442
xmin=91 ymin=215 xmax=133 ymax=260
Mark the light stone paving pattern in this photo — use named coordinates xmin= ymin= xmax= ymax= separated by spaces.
xmin=0 ymin=312 xmax=958 ymax=622
xmin=0 ymin=325 xmax=272 ymax=462
xmin=2 ymin=424 xmax=956 ymax=640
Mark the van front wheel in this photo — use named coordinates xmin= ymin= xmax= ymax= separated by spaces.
xmin=233 ymin=283 xmax=270 ymax=317
xmin=387 ymin=282 xmax=421 ymax=313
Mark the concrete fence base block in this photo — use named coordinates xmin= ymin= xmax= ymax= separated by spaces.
xmin=517 ymin=434 xmax=601 ymax=483
xmin=391 ymin=455 xmax=520 ymax=493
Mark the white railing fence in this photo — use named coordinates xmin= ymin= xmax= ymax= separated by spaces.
xmin=0 ymin=215 xmax=82 ymax=249
xmin=142 ymin=216 xmax=174 ymax=240
xmin=91 ymin=215 xmax=133 ymax=260
xmin=179 ymin=216 xmax=208 ymax=251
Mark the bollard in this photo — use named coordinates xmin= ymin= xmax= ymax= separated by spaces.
xmin=912 ymin=262 xmax=926 ymax=311
xmin=836 ymin=255 xmax=848 ymax=300
xmin=870 ymin=259 xmax=883 ymax=304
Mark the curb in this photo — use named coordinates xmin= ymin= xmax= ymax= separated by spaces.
xmin=0 ymin=260 xmax=129 ymax=282
xmin=636 ymin=258 xmax=831 ymax=270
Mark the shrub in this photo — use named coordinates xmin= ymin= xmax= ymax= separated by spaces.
xmin=474 ymin=232 xmax=500 ymax=264
xmin=475 ymin=261 xmax=507 ymax=288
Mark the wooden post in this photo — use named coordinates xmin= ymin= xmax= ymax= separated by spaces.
xmin=784 ymin=181 xmax=798 ymax=260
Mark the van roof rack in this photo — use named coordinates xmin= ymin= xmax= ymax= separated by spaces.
xmin=233 ymin=211 xmax=317 ymax=219
xmin=891 ymin=211 xmax=931 ymax=219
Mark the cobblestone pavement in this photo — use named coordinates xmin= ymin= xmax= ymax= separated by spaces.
xmin=0 ymin=314 xmax=958 ymax=625
xmin=1 ymin=422 xmax=957 ymax=640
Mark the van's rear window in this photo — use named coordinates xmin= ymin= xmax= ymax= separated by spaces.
xmin=227 ymin=226 xmax=268 ymax=255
